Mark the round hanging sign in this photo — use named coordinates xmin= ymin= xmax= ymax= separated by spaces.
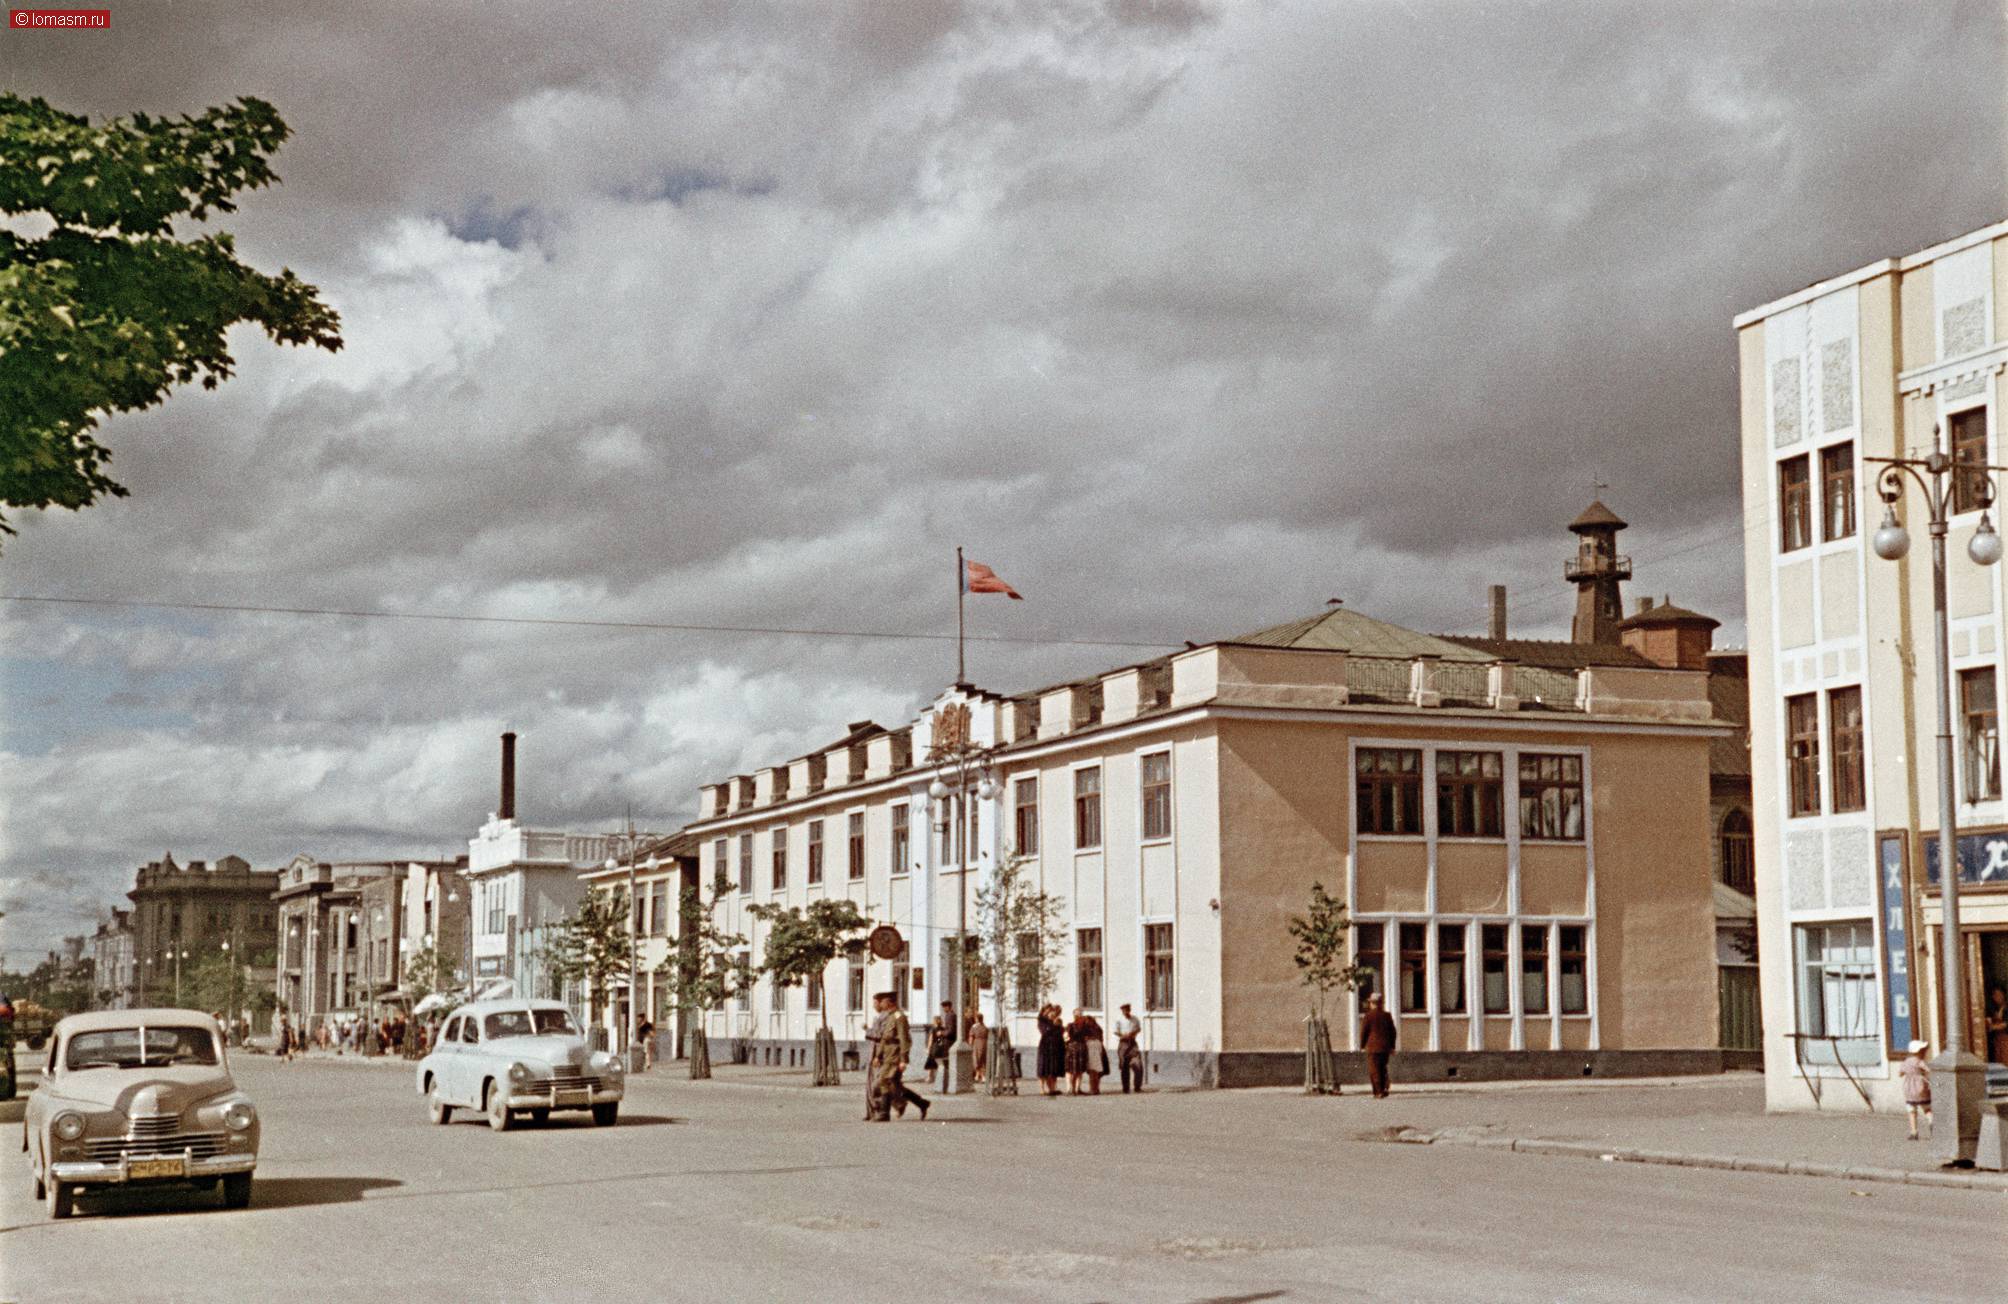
xmin=867 ymin=924 xmax=904 ymax=960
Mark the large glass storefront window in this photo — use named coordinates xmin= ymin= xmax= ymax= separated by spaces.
xmin=1793 ymin=921 xmax=1879 ymax=1066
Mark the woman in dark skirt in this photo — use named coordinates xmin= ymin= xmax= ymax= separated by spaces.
xmin=1064 ymin=1008 xmax=1090 ymax=1094
xmin=1036 ymin=1004 xmax=1066 ymax=1096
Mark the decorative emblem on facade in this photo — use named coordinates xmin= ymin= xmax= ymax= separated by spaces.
xmin=932 ymin=701 xmax=971 ymax=753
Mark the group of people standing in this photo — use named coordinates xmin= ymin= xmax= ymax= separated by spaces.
xmin=1034 ymin=1003 xmax=1145 ymax=1096
xmin=271 ymin=1010 xmax=421 ymax=1061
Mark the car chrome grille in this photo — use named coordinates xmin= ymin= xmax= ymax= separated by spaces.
xmin=126 ymin=1113 xmax=181 ymax=1141
xmin=85 ymin=1131 xmax=229 ymax=1161
xmin=544 ymin=1074 xmax=597 ymax=1092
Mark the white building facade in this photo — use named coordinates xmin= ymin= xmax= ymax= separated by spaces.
xmin=1736 ymin=218 xmax=2008 ymax=1111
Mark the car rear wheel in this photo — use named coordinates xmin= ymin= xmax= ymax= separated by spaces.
xmin=221 ymin=1173 xmax=253 ymax=1209
xmin=591 ymin=1102 xmax=619 ymax=1127
xmin=485 ymin=1082 xmax=513 ymax=1132
xmin=428 ymin=1081 xmax=453 ymax=1125
xmin=47 ymin=1176 xmax=72 ymax=1219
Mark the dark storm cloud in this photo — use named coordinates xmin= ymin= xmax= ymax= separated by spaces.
xmin=0 ymin=0 xmax=2001 ymax=958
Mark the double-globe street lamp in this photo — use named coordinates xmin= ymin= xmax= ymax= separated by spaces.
xmin=927 ymin=732 xmax=999 ymax=1095
xmin=1869 ymin=429 xmax=2002 ymax=1168
xmin=603 ymin=826 xmax=652 ymax=1073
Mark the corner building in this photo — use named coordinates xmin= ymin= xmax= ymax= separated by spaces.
xmin=1736 ymin=218 xmax=2008 ymax=1111
xmin=685 ymin=604 xmax=1728 ymax=1087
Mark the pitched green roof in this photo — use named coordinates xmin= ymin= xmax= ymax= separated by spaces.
xmin=1228 ymin=606 xmax=1496 ymax=663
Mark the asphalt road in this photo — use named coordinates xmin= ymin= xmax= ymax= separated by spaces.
xmin=2 ymin=1055 xmax=2000 ymax=1303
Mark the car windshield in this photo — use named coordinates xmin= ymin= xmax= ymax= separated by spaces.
xmin=66 ymin=1026 xmax=218 ymax=1070
xmin=532 ymin=1008 xmax=581 ymax=1036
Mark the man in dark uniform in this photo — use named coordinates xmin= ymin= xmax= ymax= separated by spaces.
xmin=1360 ymin=992 xmax=1397 ymax=1098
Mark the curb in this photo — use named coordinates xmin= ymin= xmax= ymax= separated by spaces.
xmin=1427 ymin=1132 xmax=2008 ymax=1192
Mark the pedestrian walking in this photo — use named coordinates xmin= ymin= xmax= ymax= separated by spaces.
xmin=925 ymin=1002 xmax=955 ymax=1087
xmin=1113 ymin=1003 xmax=1144 ymax=1093
xmin=1064 ymin=1008 xmax=1091 ymax=1094
xmin=637 ymin=1016 xmax=656 ymax=1070
xmin=868 ymin=991 xmax=928 ymax=1121
xmin=1899 ymin=1038 xmax=1932 ymax=1141
xmin=968 ymin=1010 xmax=989 ymax=1084
xmin=278 ymin=1015 xmax=294 ymax=1062
xmin=1360 ymin=993 xmax=1397 ymax=1098
xmin=1036 ymin=1004 xmax=1066 ymax=1096
xmin=862 ymin=1004 xmax=888 ymax=1121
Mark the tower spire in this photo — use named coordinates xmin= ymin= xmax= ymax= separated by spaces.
xmin=1565 ymin=500 xmax=1631 ymax=644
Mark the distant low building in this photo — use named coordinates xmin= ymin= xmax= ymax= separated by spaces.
xmin=90 ymin=910 xmax=135 ymax=1009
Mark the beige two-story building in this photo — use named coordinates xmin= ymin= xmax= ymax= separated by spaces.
xmin=683 ymin=598 xmax=1730 ymax=1087
xmin=1736 ymin=218 xmax=2008 ymax=1112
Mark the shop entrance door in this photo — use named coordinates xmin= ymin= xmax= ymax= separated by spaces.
xmin=1976 ymin=930 xmax=2008 ymax=1073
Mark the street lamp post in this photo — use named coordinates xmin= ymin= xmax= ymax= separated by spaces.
xmin=603 ymin=823 xmax=648 ymax=1073
xmin=927 ymin=736 xmax=999 ymax=1096
xmin=1869 ymin=431 xmax=2001 ymax=1168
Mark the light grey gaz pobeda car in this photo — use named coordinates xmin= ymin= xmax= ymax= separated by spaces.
xmin=23 ymin=1009 xmax=259 ymax=1219
xmin=415 ymin=998 xmax=624 ymax=1130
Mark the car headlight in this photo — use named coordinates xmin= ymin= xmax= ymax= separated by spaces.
xmin=508 ymin=1062 xmax=531 ymax=1083
xmin=53 ymin=1112 xmax=86 ymax=1141
xmin=222 ymin=1100 xmax=257 ymax=1132
xmin=589 ymin=1051 xmax=616 ymax=1071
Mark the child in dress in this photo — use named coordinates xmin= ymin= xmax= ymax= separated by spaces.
xmin=1898 ymin=1038 xmax=1931 ymax=1141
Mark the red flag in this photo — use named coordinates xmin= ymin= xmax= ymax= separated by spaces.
xmin=963 ymin=560 xmax=1023 ymax=599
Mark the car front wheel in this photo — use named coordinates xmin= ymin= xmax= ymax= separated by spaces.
xmin=591 ymin=1102 xmax=619 ymax=1127
xmin=221 ymin=1173 xmax=253 ymax=1209
xmin=428 ymin=1081 xmax=453 ymax=1126
xmin=486 ymin=1083 xmax=513 ymax=1132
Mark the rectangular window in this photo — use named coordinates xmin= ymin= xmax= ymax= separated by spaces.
xmin=804 ymin=820 xmax=822 ymax=885
xmin=1778 ymin=454 xmax=1811 ymax=552
xmin=736 ymin=952 xmax=752 ymax=1011
xmin=1522 ymin=924 xmax=1550 ymax=1016
xmin=1786 ymin=694 xmax=1822 ymax=816
xmin=1794 ymin=921 xmax=1879 ymax=1065
xmin=770 ymin=975 xmax=787 ymax=1012
xmin=649 ymin=880 xmax=669 ymax=937
xmin=1437 ymin=923 xmax=1468 ymax=1014
xmin=1961 ymin=666 xmax=2000 ymax=803
xmin=1436 ymin=751 xmax=1504 ymax=838
xmin=1518 ymin=753 xmax=1585 ymax=840
xmin=889 ymin=804 xmax=909 ymax=876
xmin=771 ymin=829 xmax=789 ymax=892
xmin=1354 ymin=923 xmax=1384 ymax=1000
xmin=738 ymin=835 xmax=754 ymax=894
xmin=1951 ymin=407 xmax=1989 ymax=515
xmin=1076 ymin=928 xmax=1104 ymax=1010
xmin=1357 ymin=748 xmax=1424 ymax=835
xmin=1074 ymin=767 xmax=1103 ymax=850
xmin=891 ymin=943 xmax=910 ymax=1012
xmin=847 ymin=952 xmax=865 ymax=1012
xmin=1014 ymin=777 xmax=1039 ymax=856
xmin=1144 ymin=922 xmax=1175 ymax=1012
xmin=1820 ymin=442 xmax=1855 ymax=541
xmin=847 ymin=812 xmax=864 ymax=881
xmin=1140 ymin=752 xmax=1173 ymax=840
xmin=1397 ymin=922 xmax=1428 ymax=1015
xmin=806 ymin=970 xmax=820 ymax=1010
xmin=1828 ymin=686 xmax=1865 ymax=813
xmin=1481 ymin=924 xmax=1510 ymax=1014
xmin=712 ymin=839 xmax=730 ymax=894
xmin=1558 ymin=925 xmax=1589 ymax=1015
xmin=939 ymin=798 xmax=958 ymax=863
xmin=1014 ymin=932 xmax=1039 ymax=1012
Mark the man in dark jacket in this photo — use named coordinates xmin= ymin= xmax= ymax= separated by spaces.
xmin=1360 ymin=993 xmax=1397 ymax=1099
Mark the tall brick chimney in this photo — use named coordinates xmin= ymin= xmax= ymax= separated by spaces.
xmin=1488 ymin=585 xmax=1508 ymax=640
xmin=500 ymin=732 xmax=517 ymax=821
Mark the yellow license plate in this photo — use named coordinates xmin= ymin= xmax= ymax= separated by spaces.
xmin=129 ymin=1157 xmax=186 ymax=1179
xmin=552 ymin=1090 xmax=588 ymax=1106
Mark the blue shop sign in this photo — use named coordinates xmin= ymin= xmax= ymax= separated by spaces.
xmin=1922 ymin=831 xmax=2008 ymax=887
xmin=1877 ymin=835 xmax=1911 ymax=1049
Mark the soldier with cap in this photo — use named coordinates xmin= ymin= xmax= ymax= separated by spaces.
xmin=867 ymin=990 xmax=929 ymax=1121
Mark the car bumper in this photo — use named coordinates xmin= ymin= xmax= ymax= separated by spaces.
xmin=504 ymin=1081 xmax=624 ymax=1110
xmin=52 ymin=1152 xmax=257 ymax=1185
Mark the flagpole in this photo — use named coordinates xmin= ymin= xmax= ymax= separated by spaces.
xmin=955 ymin=545 xmax=966 ymax=685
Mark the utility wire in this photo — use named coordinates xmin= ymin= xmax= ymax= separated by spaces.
xmin=0 ymin=592 xmax=1182 ymax=652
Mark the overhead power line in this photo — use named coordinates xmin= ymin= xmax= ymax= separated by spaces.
xmin=0 ymin=592 xmax=1182 ymax=652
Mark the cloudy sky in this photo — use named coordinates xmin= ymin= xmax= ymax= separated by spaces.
xmin=2 ymin=0 xmax=2002 ymax=963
